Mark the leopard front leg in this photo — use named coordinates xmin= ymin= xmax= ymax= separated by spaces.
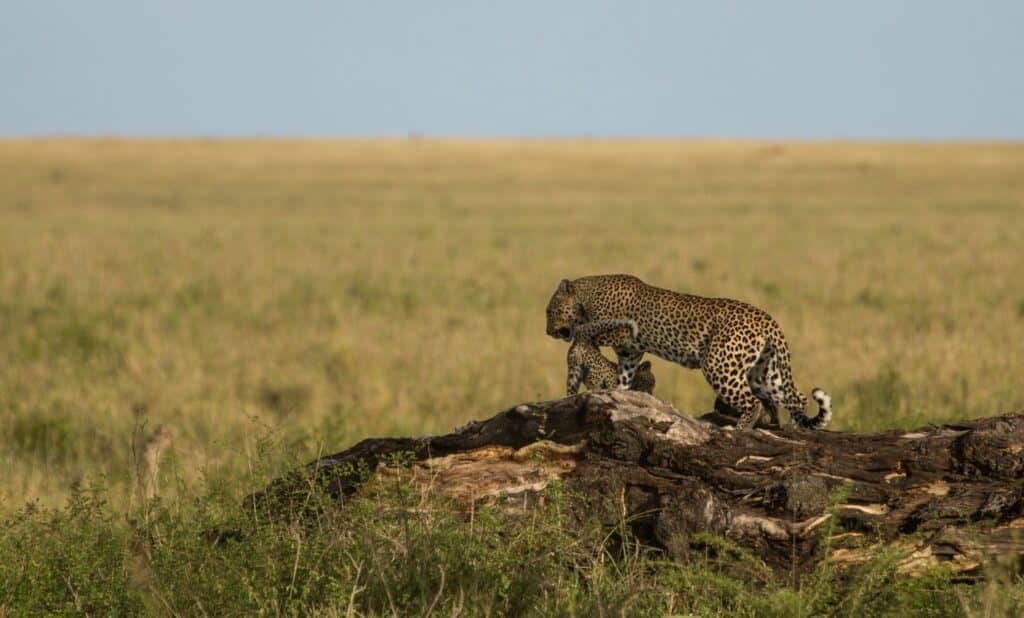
xmin=614 ymin=346 xmax=645 ymax=390
xmin=571 ymin=318 xmax=638 ymax=344
xmin=566 ymin=362 xmax=590 ymax=396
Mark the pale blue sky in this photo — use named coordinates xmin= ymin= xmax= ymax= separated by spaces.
xmin=2 ymin=1 xmax=1023 ymax=138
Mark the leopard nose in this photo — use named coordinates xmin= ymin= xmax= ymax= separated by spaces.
xmin=557 ymin=327 xmax=571 ymax=340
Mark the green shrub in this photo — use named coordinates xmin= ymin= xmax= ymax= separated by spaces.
xmin=1 ymin=473 xmax=1011 ymax=617
xmin=0 ymin=486 xmax=144 ymax=615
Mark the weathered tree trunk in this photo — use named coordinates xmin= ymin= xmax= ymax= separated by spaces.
xmin=248 ymin=391 xmax=1024 ymax=578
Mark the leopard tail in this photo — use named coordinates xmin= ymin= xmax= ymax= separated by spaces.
xmin=788 ymin=388 xmax=833 ymax=429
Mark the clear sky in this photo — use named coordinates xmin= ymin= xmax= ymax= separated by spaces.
xmin=3 ymin=1 xmax=1023 ymax=139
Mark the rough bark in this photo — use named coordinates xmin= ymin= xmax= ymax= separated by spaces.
xmin=248 ymin=391 xmax=1024 ymax=578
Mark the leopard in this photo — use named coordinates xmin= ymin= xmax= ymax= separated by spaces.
xmin=546 ymin=274 xmax=832 ymax=430
xmin=566 ymin=318 xmax=656 ymax=395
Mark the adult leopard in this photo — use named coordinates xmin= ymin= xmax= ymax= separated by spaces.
xmin=546 ymin=274 xmax=832 ymax=430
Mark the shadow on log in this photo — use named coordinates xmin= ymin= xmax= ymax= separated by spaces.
xmin=247 ymin=391 xmax=1024 ymax=578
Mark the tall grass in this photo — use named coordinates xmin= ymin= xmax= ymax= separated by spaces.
xmin=0 ymin=139 xmax=1022 ymax=613
xmin=3 ymin=139 xmax=1022 ymax=509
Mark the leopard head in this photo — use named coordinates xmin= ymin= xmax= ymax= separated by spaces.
xmin=546 ymin=279 xmax=585 ymax=341
xmin=631 ymin=360 xmax=656 ymax=394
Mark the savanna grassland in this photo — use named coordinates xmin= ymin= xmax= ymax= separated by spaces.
xmin=1 ymin=139 xmax=1023 ymax=615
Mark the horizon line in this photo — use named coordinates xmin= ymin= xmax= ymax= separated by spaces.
xmin=3 ymin=134 xmax=1023 ymax=145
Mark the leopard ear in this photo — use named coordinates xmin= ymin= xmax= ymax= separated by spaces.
xmin=558 ymin=279 xmax=574 ymax=294
xmin=638 ymin=360 xmax=652 ymax=371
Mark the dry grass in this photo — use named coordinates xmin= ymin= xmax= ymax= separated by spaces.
xmin=1 ymin=139 xmax=1022 ymax=509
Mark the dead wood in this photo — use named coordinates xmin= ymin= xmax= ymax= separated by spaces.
xmin=247 ymin=391 xmax=1024 ymax=577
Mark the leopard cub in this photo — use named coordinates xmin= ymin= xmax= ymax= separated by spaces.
xmin=566 ymin=319 xmax=655 ymax=395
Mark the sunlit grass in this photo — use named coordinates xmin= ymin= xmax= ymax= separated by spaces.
xmin=1 ymin=138 xmax=1022 ymax=511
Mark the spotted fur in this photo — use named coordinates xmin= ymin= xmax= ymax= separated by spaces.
xmin=566 ymin=319 xmax=655 ymax=395
xmin=546 ymin=274 xmax=832 ymax=430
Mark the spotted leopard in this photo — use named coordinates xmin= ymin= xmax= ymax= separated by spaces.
xmin=546 ymin=274 xmax=832 ymax=430
xmin=566 ymin=318 xmax=655 ymax=395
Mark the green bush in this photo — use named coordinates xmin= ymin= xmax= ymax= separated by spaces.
xmin=2 ymin=473 xmax=1015 ymax=617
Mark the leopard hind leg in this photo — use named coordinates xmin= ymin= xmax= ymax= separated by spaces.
xmin=702 ymin=364 xmax=766 ymax=431
xmin=718 ymin=387 xmax=769 ymax=430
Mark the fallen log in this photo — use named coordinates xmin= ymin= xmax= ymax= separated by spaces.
xmin=248 ymin=390 xmax=1024 ymax=578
